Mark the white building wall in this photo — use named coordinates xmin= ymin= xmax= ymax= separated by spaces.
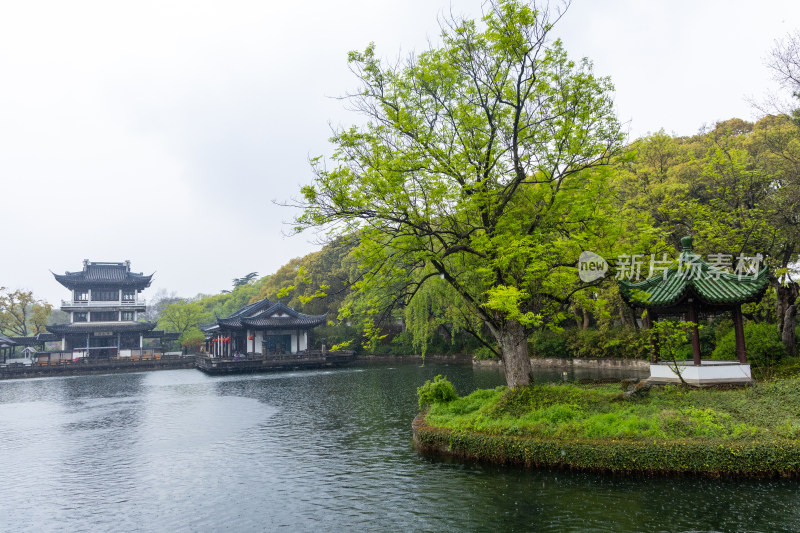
xmin=254 ymin=331 xmax=263 ymax=354
xmin=299 ymin=332 xmax=308 ymax=352
xmin=252 ymin=329 xmax=312 ymax=354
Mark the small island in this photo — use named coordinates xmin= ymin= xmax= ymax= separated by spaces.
xmin=412 ymin=237 xmax=799 ymax=477
xmin=413 ymin=371 xmax=800 ymax=478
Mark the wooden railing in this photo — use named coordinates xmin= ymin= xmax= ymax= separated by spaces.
xmin=203 ymin=349 xmax=354 ymax=361
xmin=61 ymin=299 xmax=146 ymax=307
xmin=33 ymin=348 xmax=166 ymax=365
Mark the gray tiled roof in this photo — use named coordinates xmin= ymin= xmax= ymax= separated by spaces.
xmin=9 ymin=333 xmax=59 ymax=345
xmin=53 ymin=261 xmax=153 ymax=289
xmin=46 ymin=322 xmax=156 ymax=334
xmin=0 ymin=333 xmax=16 ymax=347
xmin=214 ymin=299 xmax=326 ymax=331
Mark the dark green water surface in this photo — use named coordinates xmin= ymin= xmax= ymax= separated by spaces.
xmin=0 ymin=362 xmax=797 ymax=532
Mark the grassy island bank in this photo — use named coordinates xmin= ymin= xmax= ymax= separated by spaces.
xmin=413 ymin=373 xmax=800 ymax=477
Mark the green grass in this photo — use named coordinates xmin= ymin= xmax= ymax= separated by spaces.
xmin=424 ymin=377 xmax=800 ymax=443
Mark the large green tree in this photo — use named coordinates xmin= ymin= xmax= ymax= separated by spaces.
xmin=294 ymin=0 xmax=623 ymax=387
xmin=0 ymin=288 xmax=52 ymax=337
xmin=158 ymin=300 xmax=206 ymax=335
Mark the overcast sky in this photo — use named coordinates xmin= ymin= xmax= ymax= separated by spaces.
xmin=1 ymin=0 xmax=798 ymax=306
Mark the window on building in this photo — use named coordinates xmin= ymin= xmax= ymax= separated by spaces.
xmin=74 ymin=290 xmax=89 ymax=302
xmin=92 ymin=290 xmax=119 ymax=301
xmin=262 ymin=334 xmax=292 ymax=355
xmin=121 ymin=311 xmax=135 ymax=321
xmin=73 ymin=312 xmax=88 ymax=322
xmin=90 ymin=311 xmax=118 ymax=322
xmin=122 ymin=290 xmax=136 ymax=302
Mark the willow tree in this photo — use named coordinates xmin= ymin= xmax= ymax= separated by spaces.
xmin=294 ymin=0 xmax=623 ymax=388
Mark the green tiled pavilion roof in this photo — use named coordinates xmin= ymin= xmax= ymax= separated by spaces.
xmin=618 ymin=237 xmax=770 ymax=310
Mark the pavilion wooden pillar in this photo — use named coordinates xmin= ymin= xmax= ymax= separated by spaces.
xmin=644 ymin=310 xmax=659 ymax=363
xmin=687 ymin=301 xmax=702 ymax=366
xmin=732 ymin=305 xmax=748 ymax=364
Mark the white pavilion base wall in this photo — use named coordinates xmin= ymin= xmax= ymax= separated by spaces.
xmin=299 ymin=332 xmax=308 ymax=352
xmin=648 ymin=361 xmax=752 ymax=385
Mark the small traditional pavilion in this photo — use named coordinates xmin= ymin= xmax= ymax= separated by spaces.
xmin=10 ymin=333 xmax=60 ymax=351
xmin=619 ymin=237 xmax=770 ymax=380
xmin=202 ymin=297 xmax=327 ymax=357
xmin=0 ymin=333 xmax=17 ymax=363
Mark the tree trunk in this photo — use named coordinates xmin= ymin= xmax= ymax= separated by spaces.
xmin=582 ymin=307 xmax=590 ymax=330
xmin=783 ymin=305 xmax=798 ymax=359
xmin=618 ymin=305 xmax=629 ymax=328
xmin=775 ymin=281 xmax=799 ymax=357
xmin=495 ymin=319 xmax=532 ymax=389
xmin=642 ymin=310 xmax=657 ymax=363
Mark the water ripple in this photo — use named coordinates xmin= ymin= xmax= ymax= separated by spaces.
xmin=1 ymin=365 xmax=799 ymax=532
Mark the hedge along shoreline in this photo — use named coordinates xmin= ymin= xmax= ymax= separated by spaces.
xmin=412 ymin=413 xmax=800 ymax=478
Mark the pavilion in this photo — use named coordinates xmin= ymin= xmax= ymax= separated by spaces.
xmin=0 ymin=334 xmax=17 ymax=364
xmin=202 ymin=297 xmax=327 ymax=357
xmin=618 ymin=236 xmax=770 ymax=385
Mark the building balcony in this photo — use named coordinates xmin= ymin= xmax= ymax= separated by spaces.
xmin=61 ymin=299 xmax=147 ymax=308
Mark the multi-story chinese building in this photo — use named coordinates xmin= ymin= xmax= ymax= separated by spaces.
xmin=47 ymin=260 xmax=156 ymax=358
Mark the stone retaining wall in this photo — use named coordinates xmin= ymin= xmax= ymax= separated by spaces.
xmin=474 ymin=357 xmax=649 ymax=370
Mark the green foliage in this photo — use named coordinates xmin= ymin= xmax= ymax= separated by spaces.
xmin=651 ymin=320 xmax=698 ymax=362
xmin=425 ymin=379 xmax=800 ymax=441
xmin=404 ymin=276 xmax=481 ymax=356
xmin=417 ymin=375 xmax=459 ymax=408
xmin=712 ymin=322 xmax=787 ymax=369
xmin=529 ymin=328 xmax=649 ymax=359
xmin=255 ymin=236 xmax=356 ymax=317
xmin=152 ymin=276 xmax=270 ymax=334
xmin=309 ymin=323 xmax=362 ymax=353
xmin=294 ymin=0 xmax=625 ymax=387
xmin=179 ymin=327 xmax=205 ymax=352
xmin=415 ymin=424 xmax=800 ymax=477
xmin=773 ymin=356 xmax=800 ymax=379
xmin=473 ymin=345 xmax=499 ymax=360
xmin=0 ymin=288 xmax=52 ymax=337
xmin=158 ymin=300 xmax=206 ymax=334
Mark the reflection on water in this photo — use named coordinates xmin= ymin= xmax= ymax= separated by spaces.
xmin=0 ymin=363 xmax=798 ymax=532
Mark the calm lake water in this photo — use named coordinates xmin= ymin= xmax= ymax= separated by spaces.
xmin=1 ymin=362 xmax=798 ymax=532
